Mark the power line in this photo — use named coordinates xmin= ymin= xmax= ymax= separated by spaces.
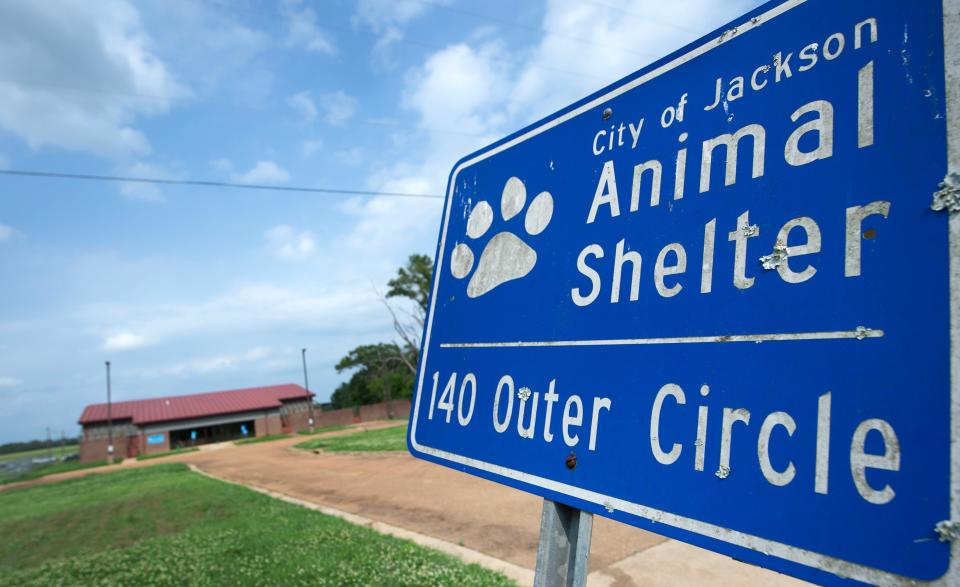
xmin=0 ymin=169 xmax=445 ymax=200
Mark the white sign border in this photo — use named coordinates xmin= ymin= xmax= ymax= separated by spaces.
xmin=410 ymin=0 xmax=960 ymax=584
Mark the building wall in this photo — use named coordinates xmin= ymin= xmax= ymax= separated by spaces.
xmin=80 ymin=400 xmax=319 ymax=460
xmin=313 ymin=399 xmax=411 ymax=428
xmin=314 ymin=406 xmax=358 ymax=427
xmin=141 ymin=410 xmax=273 ymax=436
xmin=360 ymin=400 xmax=409 ymax=422
xmin=79 ymin=422 xmax=137 ymax=463
xmin=254 ymin=413 xmax=283 ymax=437
xmin=141 ymin=431 xmax=171 ymax=456
xmin=280 ymin=399 xmax=314 ymax=432
xmin=285 ymin=409 xmax=312 ymax=431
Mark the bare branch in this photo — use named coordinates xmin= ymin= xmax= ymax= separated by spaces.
xmin=373 ymin=284 xmax=420 ymax=375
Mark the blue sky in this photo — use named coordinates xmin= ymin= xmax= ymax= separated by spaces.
xmin=0 ymin=0 xmax=761 ymax=443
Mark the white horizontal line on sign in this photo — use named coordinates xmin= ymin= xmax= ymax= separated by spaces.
xmin=440 ymin=328 xmax=884 ymax=348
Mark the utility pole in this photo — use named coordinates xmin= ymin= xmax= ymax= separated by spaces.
xmin=60 ymin=430 xmax=65 ymax=460
xmin=105 ymin=361 xmax=114 ymax=464
xmin=46 ymin=427 xmax=52 ymax=461
xmin=302 ymin=348 xmax=315 ymax=432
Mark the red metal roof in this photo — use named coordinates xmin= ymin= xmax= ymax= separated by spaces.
xmin=78 ymin=384 xmax=313 ymax=426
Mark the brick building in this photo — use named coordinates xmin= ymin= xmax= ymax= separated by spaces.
xmin=77 ymin=384 xmax=314 ymax=462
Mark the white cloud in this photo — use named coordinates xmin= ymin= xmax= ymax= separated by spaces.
xmin=501 ymin=0 xmax=714 ymax=123
xmin=85 ymin=282 xmax=389 ymax=357
xmin=352 ymin=0 xmax=443 ymax=67
xmin=289 ymin=90 xmax=356 ymax=126
xmin=288 ymin=90 xmax=318 ymax=123
xmin=367 ymin=0 xmax=759 ymax=209
xmin=281 ymin=0 xmax=336 ymax=55
xmin=318 ymin=91 xmax=358 ymax=126
xmin=140 ymin=0 xmax=267 ymax=102
xmin=336 ymin=147 xmax=364 ymax=166
xmin=0 ymin=224 xmax=15 ymax=242
xmin=340 ymin=188 xmax=443 ymax=256
xmin=301 ymin=139 xmax=323 ymax=158
xmin=139 ymin=346 xmax=275 ymax=378
xmin=334 ymin=0 xmax=764 ymax=279
xmin=264 ymin=225 xmax=316 ymax=260
xmin=211 ymin=158 xmax=233 ymax=173
xmin=0 ymin=376 xmax=21 ymax=388
xmin=233 ymin=161 xmax=290 ymax=184
xmin=0 ymin=0 xmax=189 ymax=158
xmin=103 ymin=331 xmax=148 ymax=351
xmin=404 ymin=43 xmax=508 ymax=136
xmin=353 ymin=0 xmax=433 ymax=32
xmin=116 ymin=161 xmax=181 ymax=202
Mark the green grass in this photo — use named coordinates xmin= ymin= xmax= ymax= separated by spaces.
xmin=297 ymin=424 xmax=351 ymax=436
xmin=0 ymin=464 xmax=512 ymax=587
xmin=0 ymin=445 xmax=78 ymax=465
xmin=295 ymin=424 xmax=407 ymax=452
xmin=136 ymin=447 xmax=200 ymax=461
xmin=0 ymin=459 xmax=118 ymax=486
xmin=235 ymin=434 xmax=290 ymax=445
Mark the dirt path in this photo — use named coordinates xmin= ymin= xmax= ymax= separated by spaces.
xmin=188 ymin=433 xmax=660 ymax=573
xmin=3 ymin=424 xmax=810 ymax=586
xmin=185 ymin=427 xmax=807 ymax=586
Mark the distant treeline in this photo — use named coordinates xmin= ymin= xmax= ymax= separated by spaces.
xmin=0 ymin=437 xmax=79 ymax=456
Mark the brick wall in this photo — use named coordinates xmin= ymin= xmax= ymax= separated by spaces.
xmin=254 ymin=414 xmax=284 ymax=437
xmin=266 ymin=414 xmax=283 ymax=435
xmin=285 ymin=409 xmax=313 ymax=432
xmin=314 ymin=407 xmax=358 ymax=427
xmin=280 ymin=399 xmax=314 ymax=433
xmin=79 ymin=421 xmax=138 ymax=462
xmin=314 ymin=399 xmax=410 ymax=428
xmin=79 ymin=434 xmax=129 ymax=463
xmin=141 ymin=432 xmax=171 ymax=455
xmin=360 ymin=400 xmax=409 ymax=422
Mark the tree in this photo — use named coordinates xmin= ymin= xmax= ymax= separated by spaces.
xmin=330 ymin=255 xmax=434 ymax=410
xmin=386 ymin=254 xmax=432 ymax=315
xmin=329 ymin=343 xmax=415 ymax=409
xmin=380 ymin=254 xmax=433 ymax=374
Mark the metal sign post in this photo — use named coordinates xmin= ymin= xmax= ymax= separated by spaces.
xmin=534 ymin=500 xmax=593 ymax=587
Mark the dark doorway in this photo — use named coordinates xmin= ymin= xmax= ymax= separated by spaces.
xmin=168 ymin=419 xmax=255 ymax=448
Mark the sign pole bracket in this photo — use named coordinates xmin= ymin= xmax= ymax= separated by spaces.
xmin=533 ymin=499 xmax=593 ymax=587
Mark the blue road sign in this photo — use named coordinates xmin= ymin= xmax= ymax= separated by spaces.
xmin=408 ymin=0 xmax=959 ymax=584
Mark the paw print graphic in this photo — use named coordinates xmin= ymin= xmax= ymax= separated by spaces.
xmin=450 ymin=177 xmax=554 ymax=298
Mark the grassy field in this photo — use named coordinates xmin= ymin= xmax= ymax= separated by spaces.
xmin=0 ymin=459 xmax=117 ymax=486
xmin=0 ymin=445 xmax=78 ymax=464
xmin=0 ymin=464 xmax=510 ymax=586
xmin=296 ymin=424 xmax=407 ymax=452
xmin=136 ymin=447 xmax=199 ymax=461
xmin=235 ymin=434 xmax=290 ymax=445
xmin=297 ymin=424 xmax=351 ymax=436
